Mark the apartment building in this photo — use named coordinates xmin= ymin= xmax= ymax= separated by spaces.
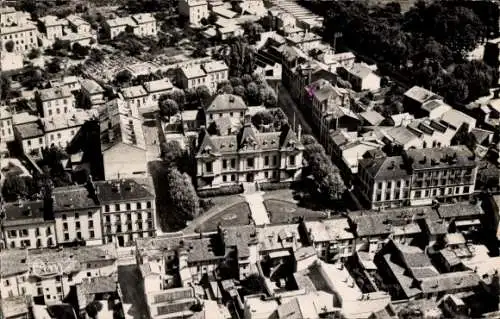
xmin=52 ymin=184 xmax=103 ymax=246
xmin=178 ymin=60 xmax=229 ymax=94
xmin=104 ymin=13 xmax=157 ymax=39
xmin=0 ymin=6 xmax=19 ymax=26
xmin=96 ymin=179 xmax=157 ymax=247
xmin=43 ymin=112 xmax=90 ymax=148
xmin=1 ymin=201 xmax=56 ymax=249
xmin=39 ymin=15 xmax=66 ymax=42
xmin=80 ymin=79 xmax=105 ymax=107
xmin=358 ymin=145 xmax=478 ymax=209
xmin=195 ymin=121 xmax=303 ymax=189
xmin=132 ymin=13 xmax=157 ymax=38
xmin=1 ymin=23 xmax=37 ymax=53
xmin=178 ymin=0 xmax=209 ymax=26
xmin=121 ymin=85 xmax=149 ymax=110
xmin=66 ymin=14 xmax=91 ymax=34
xmin=36 ymin=87 xmax=76 ymax=118
xmin=0 ymin=244 xmax=117 ymax=303
xmin=13 ymin=120 xmax=46 ymax=158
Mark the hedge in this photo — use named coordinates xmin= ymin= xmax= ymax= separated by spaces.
xmin=258 ymin=181 xmax=293 ymax=191
xmin=198 ymin=184 xmax=244 ymax=198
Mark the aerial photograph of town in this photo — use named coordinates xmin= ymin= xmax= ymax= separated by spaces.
xmin=1 ymin=0 xmax=500 ymax=318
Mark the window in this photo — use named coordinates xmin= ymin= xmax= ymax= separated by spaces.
xmin=464 ymin=186 xmax=470 ymax=193
xmin=223 ymin=175 xmax=227 ymax=182
xmin=147 ymin=202 xmax=152 ymax=209
xmin=105 ymin=215 xmax=110 ymax=222
xmin=231 ymin=159 xmax=236 ymax=168
xmin=289 ymin=155 xmax=296 ymax=166
xmin=76 ymin=221 xmax=80 ymax=229
xmin=88 ymin=220 xmax=94 ymax=228
xmin=127 ymin=213 xmax=131 ymax=221
xmin=115 ymin=204 xmax=120 ymax=211
xmin=37 ymin=288 xmax=43 ymax=296
xmin=88 ymin=211 xmax=92 ymax=218
xmin=273 ymin=156 xmax=278 ymax=166
xmin=62 ymin=214 xmax=67 ymax=220
xmin=63 ymin=223 xmax=68 ymax=231
xmin=105 ymin=205 xmax=110 ymax=212
xmin=137 ymin=202 xmax=142 ymax=210
xmin=75 ymin=212 xmax=79 ymax=219
xmin=137 ymin=213 xmax=142 ymax=220
xmin=222 ymin=160 xmax=227 ymax=169
xmin=64 ymin=233 xmax=69 ymax=241
xmin=5 ymin=279 xmax=10 ymax=286
xmin=415 ymin=191 xmax=422 ymax=198
xmin=231 ymin=174 xmax=236 ymax=181
xmin=265 ymin=171 xmax=269 ymax=178
xmin=147 ymin=212 xmax=152 ymax=219
xmin=126 ymin=203 xmax=131 ymax=210
xmin=264 ymin=156 xmax=269 ymax=166
xmin=56 ymin=287 xmax=62 ymax=293
xmin=206 ymin=162 xmax=213 ymax=172
xmin=247 ymin=158 xmax=254 ymax=167
xmin=90 ymin=231 xmax=95 ymax=238
xmin=8 ymin=230 xmax=17 ymax=238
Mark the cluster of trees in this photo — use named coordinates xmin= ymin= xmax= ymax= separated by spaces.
xmin=215 ymin=37 xmax=256 ymax=77
xmin=156 ymin=140 xmax=199 ymax=230
xmin=251 ymin=109 xmax=288 ymax=132
xmin=158 ymin=86 xmax=212 ymax=114
xmin=301 ymin=135 xmax=346 ymax=206
xmin=217 ymin=73 xmax=277 ymax=107
xmin=320 ymin=1 xmax=496 ymax=104
xmin=200 ymin=11 xmax=218 ymax=26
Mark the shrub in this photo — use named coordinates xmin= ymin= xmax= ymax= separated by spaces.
xmin=198 ymin=184 xmax=243 ymax=198
xmin=258 ymin=181 xmax=293 ymax=191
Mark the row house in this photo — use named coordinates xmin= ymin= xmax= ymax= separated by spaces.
xmin=195 ymin=122 xmax=303 ymax=189
xmin=0 ymin=244 xmax=117 ymax=303
xmin=178 ymin=60 xmax=229 ymax=94
xmin=143 ymin=78 xmax=174 ymax=105
xmin=358 ymin=145 xmax=478 ymax=209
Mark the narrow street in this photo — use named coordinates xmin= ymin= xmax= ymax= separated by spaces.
xmin=118 ymin=265 xmax=149 ymax=319
xmin=275 ymin=82 xmax=314 ymax=136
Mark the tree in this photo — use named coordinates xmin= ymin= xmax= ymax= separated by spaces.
xmin=72 ymin=43 xmax=90 ymax=58
xmin=27 ymin=48 xmax=40 ymax=59
xmin=2 ymin=175 xmax=28 ymax=201
xmin=159 ymin=96 xmax=179 ymax=120
xmin=4 ymin=40 xmax=14 ymax=52
xmin=242 ymin=22 xmax=264 ymax=43
xmin=89 ymin=48 xmax=105 ymax=63
xmin=0 ymin=75 xmax=12 ymax=100
xmin=207 ymin=11 xmax=218 ymax=25
xmin=46 ymin=57 xmax=62 ymax=73
xmin=216 ymin=37 xmax=256 ymax=77
xmin=164 ymin=90 xmax=184 ymax=109
xmin=252 ymin=111 xmax=274 ymax=128
xmin=114 ymin=70 xmax=133 ymax=86
xmin=86 ymin=301 xmax=103 ymax=319
xmin=52 ymin=39 xmax=71 ymax=52
xmin=246 ymin=82 xmax=260 ymax=105
xmin=163 ymin=168 xmax=199 ymax=228
xmin=196 ymin=85 xmax=212 ymax=107
xmin=233 ymin=85 xmax=245 ymax=97
xmin=302 ymin=135 xmax=346 ymax=205
xmin=161 ymin=140 xmax=184 ymax=166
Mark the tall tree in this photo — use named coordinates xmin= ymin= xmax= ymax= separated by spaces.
xmin=158 ymin=96 xmax=179 ymax=120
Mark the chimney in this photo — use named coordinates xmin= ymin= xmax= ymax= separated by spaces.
xmin=297 ymin=124 xmax=302 ymax=142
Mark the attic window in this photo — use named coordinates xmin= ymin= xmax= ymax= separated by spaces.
xmin=271 ymin=139 xmax=276 ymax=144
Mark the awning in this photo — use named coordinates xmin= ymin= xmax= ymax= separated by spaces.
xmin=455 ymin=219 xmax=481 ymax=227
xmin=269 ymin=250 xmax=290 ymax=259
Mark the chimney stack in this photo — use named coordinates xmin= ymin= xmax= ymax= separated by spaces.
xmin=297 ymin=124 xmax=302 ymax=142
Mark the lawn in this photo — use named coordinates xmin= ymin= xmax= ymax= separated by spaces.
xmin=264 ymin=199 xmax=327 ymax=224
xmin=199 ymin=202 xmax=252 ymax=232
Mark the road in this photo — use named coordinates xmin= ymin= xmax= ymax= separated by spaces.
xmin=275 ymin=82 xmax=314 ymax=136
